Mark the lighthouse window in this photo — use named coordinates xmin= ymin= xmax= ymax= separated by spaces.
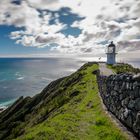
xmin=108 ymin=47 xmax=113 ymax=53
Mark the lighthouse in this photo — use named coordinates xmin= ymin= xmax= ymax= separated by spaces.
xmin=106 ymin=41 xmax=117 ymax=65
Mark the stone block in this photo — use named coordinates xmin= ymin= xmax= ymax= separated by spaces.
xmin=134 ymin=98 xmax=140 ymax=111
xmin=122 ymin=98 xmax=129 ymax=107
xmin=123 ymin=108 xmax=129 ymax=118
xmin=133 ymin=112 xmax=140 ymax=134
xmin=129 ymin=90 xmax=135 ymax=99
xmin=133 ymin=74 xmax=140 ymax=82
xmin=121 ymin=82 xmax=126 ymax=90
xmin=128 ymin=100 xmax=135 ymax=110
xmin=126 ymin=114 xmax=133 ymax=127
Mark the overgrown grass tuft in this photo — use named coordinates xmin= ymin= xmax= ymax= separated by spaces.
xmin=107 ymin=63 xmax=140 ymax=74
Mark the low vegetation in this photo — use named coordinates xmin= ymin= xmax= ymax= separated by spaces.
xmin=107 ymin=63 xmax=140 ymax=74
xmin=0 ymin=62 xmax=128 ymax=140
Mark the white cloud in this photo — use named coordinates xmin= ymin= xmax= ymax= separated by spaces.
xmin=10 ymin=30 xmax=23 ymax=39
xmin=26 ymin=0 xmax=60 ymax=10
xmin=0 ymin=0 xmax=140 ymax=59
xmin=70 ymin=0 xmax=140 ymax=55
xmin=0 ymin=0 xmax=41 ymax=28
xmin=21 ymin=35 xmax=35 ymax=47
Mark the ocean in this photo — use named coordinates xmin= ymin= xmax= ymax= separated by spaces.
xmin=0 ymin=58 xmax=139 ymax=109
xmin=0 ymin=58 xmax=84 ymax=108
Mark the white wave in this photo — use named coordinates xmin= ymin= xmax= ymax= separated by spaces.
xmin=41 ymin=77 xmax=53 ymax=81
xmin=0 ymin=106 xmax=7 ymax=109
xmin=0 ymin=99 xmax=16 ymax=108
xmin=3 ymin=86 xmax=8 ymax=89
xmin=15 ymin=73 xmax=20 ymax=76
xmin=66 ymin=68 xmax=76 ymax=72
xmin=17 ymin=77 xmax=24 ymax=80
xmin=0 ymin=106 xmax=7 ymax=112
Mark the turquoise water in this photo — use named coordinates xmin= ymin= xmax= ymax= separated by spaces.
xmin=0 ymin=99 xmax=16 ymax=108
xmin=0 ymin=58 xmax=139 ymax=108
xmin=0 ymin=58 xmax=83 ymax=108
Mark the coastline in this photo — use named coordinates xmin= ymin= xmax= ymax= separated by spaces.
xmin=0 ymin=106 xmax=7 ymax=113
xmin=0 ymin=98 xmax=16 ymax=113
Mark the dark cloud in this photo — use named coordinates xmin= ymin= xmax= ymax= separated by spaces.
xmin=118 ymin=40 xmax=140 ymax=51
xmin=11 ymin=0 xmax=22 ymax=5
xmin=36 ymin=35 xmax=57 ymax=44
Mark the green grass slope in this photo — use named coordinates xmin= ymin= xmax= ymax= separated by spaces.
xmin=0 ymin=63 xmax=128 ymax=140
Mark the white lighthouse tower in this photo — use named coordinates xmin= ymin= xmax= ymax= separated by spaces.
xmin=106 ymin=41 xmax=117 ymax=65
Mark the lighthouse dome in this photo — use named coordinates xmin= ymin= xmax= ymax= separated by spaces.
xmin=108 ymin=41 xmax=115 ymax=47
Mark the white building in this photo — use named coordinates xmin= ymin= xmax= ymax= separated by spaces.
xmin=106 ymin=41 xmax=117 ymax=65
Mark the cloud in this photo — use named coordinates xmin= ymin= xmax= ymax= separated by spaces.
xmin=70 ymin=0 xmax=140 ymax=54
xmin=0 ymin=0 xmax=140 ymax=59
xmin=26 ymin=0 xmax=60 ymax=10
xmin=10 ymin=30 xmax=24 ymax=39
xmin=118 ymin=39 xmax=140 ymax=52
xmin=0 ymin=0 xmax=41 ymax=28
xmin=20 ymin=35 xmax=35 ymax=47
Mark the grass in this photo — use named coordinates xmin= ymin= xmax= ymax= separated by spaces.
xmin=107 ymin=63 xmax=140 ymax=74
xmin=13 ymin=63 xmax=128 ymax=140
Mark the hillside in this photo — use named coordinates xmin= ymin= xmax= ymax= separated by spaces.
xmin=0 ymin=62 xmax=128 ymax=140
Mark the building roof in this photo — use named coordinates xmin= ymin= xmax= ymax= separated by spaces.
xmin=108 ymin=41 xmax=115 ymax=47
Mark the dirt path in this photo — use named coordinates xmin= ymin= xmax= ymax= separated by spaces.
xmin=99 ymin=63 xmax=115 ymax=76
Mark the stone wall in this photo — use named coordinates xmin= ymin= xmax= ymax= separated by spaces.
xmin=97 ymin=73 xmax=140 ymax=138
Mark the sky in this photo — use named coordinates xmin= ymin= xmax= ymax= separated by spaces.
xmin=0 ymin=0 xmax=140 ymax=61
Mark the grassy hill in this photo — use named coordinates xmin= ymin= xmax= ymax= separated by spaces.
xmin=0 ymin=63 xmax=128 ymax=140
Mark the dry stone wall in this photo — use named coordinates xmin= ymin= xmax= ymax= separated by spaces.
xmin=97 ymin=73 xmax=140 ymax=138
